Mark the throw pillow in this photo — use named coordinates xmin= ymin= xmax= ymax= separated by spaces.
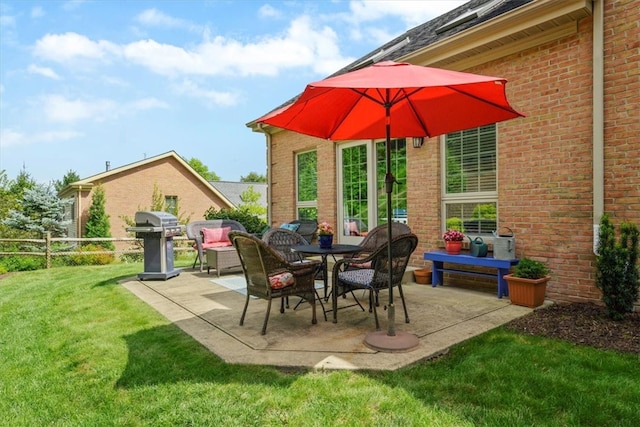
xmin=269 ymin=272 xmax=295 ymax=289
xmin=280 ymin=223 xmax=300 ymax=232
xmin=202 ymin=226 xmax=232 ymax=244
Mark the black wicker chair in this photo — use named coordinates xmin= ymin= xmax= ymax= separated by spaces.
xmin=262 ymin=228 xmax=327 ymax=319
xmin=290 ymin=219 xmax=318 ymax=243
xmin=331 ymin=233 xmax=418 ymax=330
xmin=229 ymin=231 xmax=321 ymax=335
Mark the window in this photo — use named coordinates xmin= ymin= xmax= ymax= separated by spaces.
xmin=296 ymin=150 xmax=317 ymax=220
xmin=165 ymin=196 xmax=178 ymax=216
xmin=443 ymin=124 xmax=497 ymax=236
xmin=338 ymin=139 xmax=407 ymax=241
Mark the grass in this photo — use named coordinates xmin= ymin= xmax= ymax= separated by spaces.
xmin=1 ymin=263 xmax=639 ymax=426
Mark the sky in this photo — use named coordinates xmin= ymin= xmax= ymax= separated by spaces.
xmin=0 ymin=0 xmax=466 ymax=184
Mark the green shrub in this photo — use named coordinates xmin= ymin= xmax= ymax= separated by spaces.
xmin=203 ymin=207 xmax=267 ymax=234
xmin=512 ymin=257 xmax=550 ymax=279
xmin=596 ymin=214 xmax=639 ymax=320
xmin=66 ymin=244 xmax=115 ymax=266
xmin=0 ymin=255 xmax=45 ymax=272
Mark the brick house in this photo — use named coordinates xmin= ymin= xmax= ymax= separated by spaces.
xmin=59 ymin=151 xmax=235 ymax=239
xmin=248 ymin=0 xmax=639 ymax=304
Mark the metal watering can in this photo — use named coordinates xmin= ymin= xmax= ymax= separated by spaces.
xmin=468 ymin=236 xmax=488 ymax=257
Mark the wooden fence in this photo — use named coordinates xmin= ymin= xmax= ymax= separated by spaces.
xmin=0 ymin=233 xmax=192 ymax=269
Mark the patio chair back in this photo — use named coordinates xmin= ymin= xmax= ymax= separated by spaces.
xmin=229 ymin=231 xmax=320 ymax=335
xmin=345 ymin=222 xmax=412 ymax=263
xmin=290 ymin=219 xmax=318 ymax=243
xmin=262 ymin=228 xmax=309 ymax=263
xmin=332 ymin=233 xmax=418 ymax=329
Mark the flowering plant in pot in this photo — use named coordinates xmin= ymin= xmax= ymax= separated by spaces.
xmin=317 ymin=221 xmax=334 ymax=248
xmin=442 ymin=229 xmax=464 ymax=254
xmin=317 ymin=222 xmax=334 ymax=235
xmin=504 ymin=257 xmax=551 ymax=308
xmin=442 ymin=229 xmax=464 ymax=242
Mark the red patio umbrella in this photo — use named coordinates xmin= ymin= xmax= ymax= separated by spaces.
xmin=259 ymin=61 xmax=524 ymax=351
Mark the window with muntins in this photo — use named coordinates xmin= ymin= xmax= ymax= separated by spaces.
xmin=443 ymin=124 xmax=497 ymax=236
xmin=296 ymin=150 xmax=317 ymax=220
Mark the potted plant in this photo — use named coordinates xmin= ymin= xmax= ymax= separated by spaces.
xmin=317 ymin=221 xmax=334 ymax=248
xmin=442 ymin=229 xmax=465 ymax=255
xmin=504 ymin=257 xmax=551 ymax=308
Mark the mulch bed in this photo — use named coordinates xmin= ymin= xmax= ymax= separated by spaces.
xmin=505 ymin=302 xmax=640 ymax=354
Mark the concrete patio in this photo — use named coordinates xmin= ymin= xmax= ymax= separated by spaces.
xmin=120 ymin=268 xmax=533 ymax=371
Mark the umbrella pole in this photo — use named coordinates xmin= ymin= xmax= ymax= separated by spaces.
xmin=364 ymin=97 xmax=419 ymax=352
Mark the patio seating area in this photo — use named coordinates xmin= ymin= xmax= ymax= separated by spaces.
xmin=120 ymin=266 xmax=533 ymax=371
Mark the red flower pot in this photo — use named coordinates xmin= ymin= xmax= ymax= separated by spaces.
xmin=445 ymin=240 xmax=462 ymax=255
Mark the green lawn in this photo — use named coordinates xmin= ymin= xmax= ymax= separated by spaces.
xmin=1 ymin=264 xmax=638 ymax=426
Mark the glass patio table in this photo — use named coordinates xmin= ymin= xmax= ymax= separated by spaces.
xmin=291 ymin=243 xmax=362 ymax=300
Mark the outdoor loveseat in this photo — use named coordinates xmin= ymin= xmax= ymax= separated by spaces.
xmin=186 ymin=219 xmax=247 ymax=273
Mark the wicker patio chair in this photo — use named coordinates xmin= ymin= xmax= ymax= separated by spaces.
xmin=331 ymin=233 xmax=418 ymax=330
xmin=229 ymin=231 xmax=321 ymax=335
xmin=290 ymin=219 xmax=318 ymax=243
xmin=186 ymin=219 xmax=246 ymax=272
xmin=262 ymin=228 xmax=327 ymax=319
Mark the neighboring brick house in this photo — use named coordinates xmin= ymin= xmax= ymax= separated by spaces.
xmin=59 ymin=151 xmax=235 ymax=238
xmin=248 ymin=0 xmax=639 ymax=304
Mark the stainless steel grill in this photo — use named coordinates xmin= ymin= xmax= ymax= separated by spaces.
xmin=127 ymin=211 xmax=185 ymax=280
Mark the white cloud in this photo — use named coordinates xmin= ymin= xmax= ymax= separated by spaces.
xmin=135 ymin=8 xmax=202 ymax=33
xmin=259 ymin=5 xmax=281 ymax=19
xmin=41 ymin=94 xmax=118 ymax=123
xmin=0 ymin=128 xmax=82 ymax=148
xmin=27 ymin=64 xmax=61 ymax=80
xmin=124 ymin=15 xmax=353 ymax=77
xmin=31 ymin=6 xmax=45 ymax=19
xmin=348 ymin=0 xmax=467 ymax=27
xmin=39 ymin=94 xmax=168 ymax=124
xmin=33 ymin=32 xmax=120 ymax=63
xmin=128 ymin=97 xmax=169 ymax=111
xmin=173 ymin=79 xmax=238 ymax=107
xmin=62 ymin=0 xmax=87 ymax=11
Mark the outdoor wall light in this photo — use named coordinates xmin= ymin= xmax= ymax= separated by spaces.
xmin=412 ymin=137 xmax=424 ymax=148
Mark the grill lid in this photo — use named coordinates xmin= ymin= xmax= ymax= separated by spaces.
xmin=134 ymin=211 xmax=178 ymax=227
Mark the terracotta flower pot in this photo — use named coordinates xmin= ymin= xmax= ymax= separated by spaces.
xmin=445 ymin=240 xmax=462 ymax=255
xmin=413 ymin=268 xmax=432 ymax=285
xmin=505 ymin=274 xmax=550 ymax=308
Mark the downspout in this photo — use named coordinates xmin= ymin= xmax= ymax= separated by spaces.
xmin=592 ymin=0 xmax=604 ymax=254
xmin=256 ymin=123 xmax=272 ymax=226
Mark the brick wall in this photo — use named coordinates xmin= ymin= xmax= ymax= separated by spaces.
xmin=267 ymin=0 xmax=639 ymax=303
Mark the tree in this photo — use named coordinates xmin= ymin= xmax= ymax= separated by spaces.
xmin=186 ymin=157 xmax=220 ymax=181
xmin=2 ymin=183 xmax=71 ymax=237
xmin=84 ymin=185 xmax=114 ymax=250
xmin=238 ymin=185 xmax=266 ymax=217
xmin=240 ymin=172 xmax=266 ymax=183
xmin=55 ymin=170 xmax=81 ymax=193
xmin=9 ymin=169 xmax=36 ymax=202
xmin=596 ymin=214 xmax=639 ymax=320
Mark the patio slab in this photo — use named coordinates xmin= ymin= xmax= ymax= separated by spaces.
xmin=120 ymin=269 xmax=533 ymax=371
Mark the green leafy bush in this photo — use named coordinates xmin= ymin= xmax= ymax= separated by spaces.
xmin=65 ymin=244 xmax=115 ymax=266
xmin=596 ymin=214 xmax=639 ymax=320
xmin=203 ymin=207 xmax=267 ymax=234
xmin=0 ymin=255 xmax=45 ymax=272
xmin=512 ymin=257 xmax=550 ymax=279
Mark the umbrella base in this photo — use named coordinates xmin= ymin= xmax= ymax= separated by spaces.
xmin=363 ymin=330 xmax=419 ymax=353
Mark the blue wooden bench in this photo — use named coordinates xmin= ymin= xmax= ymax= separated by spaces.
xmin=423 ymin=251 xmax=519 ymax=298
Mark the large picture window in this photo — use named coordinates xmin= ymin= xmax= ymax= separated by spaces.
xmin=443 ymin=124 xmax=497 ymax=236
xmin=296 ymin=150 xmax=317 ymax=220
